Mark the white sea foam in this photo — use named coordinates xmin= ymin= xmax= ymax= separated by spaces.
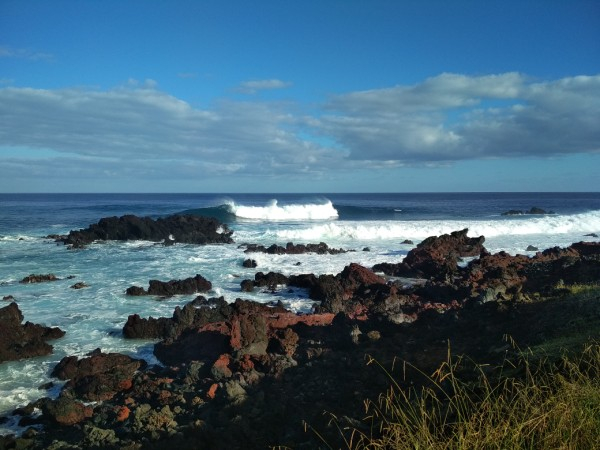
xmin=272 ymin=210 xmax=600 ymax=242
xmin=227 ymin=199 xmax=339 ymax=221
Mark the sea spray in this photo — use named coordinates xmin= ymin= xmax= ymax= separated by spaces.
xmin=226 ymin=199 xmax=339 ymax=221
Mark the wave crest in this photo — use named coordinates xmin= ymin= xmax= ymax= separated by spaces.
xmin=226 ymin=199 xmax=339 ymax=221
xmin=272 ymin=210 xmax=600 ymax=241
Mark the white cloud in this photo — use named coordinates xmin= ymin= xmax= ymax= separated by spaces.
xmin=0 ymin=73 xmax=598 ymax=191
xmin=236 ymin=79 xmax=293 ymax=94
xmin=0 ymin=83 xmax=343 ymax=183
xmin=317 ymin=73 xmax=600 ymax=162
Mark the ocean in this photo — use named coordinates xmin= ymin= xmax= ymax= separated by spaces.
xmin=1 ymin=192 xmax=600 ymax=434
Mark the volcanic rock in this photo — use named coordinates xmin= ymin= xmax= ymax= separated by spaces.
xmin=242 ymin=242 xmax=347 ymax=255
xmin=40 ymin=396 xmax=94 ymax=426
xmin=51 ymin=349 xmax=146 ymax=402
xmin=123 ymin=296 xmax=232 ymax=339
xmin=373 ymin=229 xmax=486 ymax=280
xmin=154 ymin=299 xmax=334 ymax=366
xmin=0 ymin=302 xmax=65 ymax=363
xmin=59 ymin=214 xmax=233 ymax=248
xmin=126 ymin=274 xmax=212 ymax=297
xmin=501 ymin=207 xmax=555 ymax=216
xmin=19 ymin=273 xmax=59 ymax=283
xmin=243 ymin=258 xmax=257 ymax=268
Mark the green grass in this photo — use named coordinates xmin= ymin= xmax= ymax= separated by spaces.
xmin=341 ymin=340 xmax=600 ymax=450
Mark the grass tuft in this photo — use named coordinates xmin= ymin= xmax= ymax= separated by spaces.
xmin=342 ymin=340 xmax=600 ymax=450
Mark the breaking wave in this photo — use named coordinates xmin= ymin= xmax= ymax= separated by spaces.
xmin=226 ymin=199 xmax=339 ymax=221
xmin=272 ymin=210 xmax=600 ymax=242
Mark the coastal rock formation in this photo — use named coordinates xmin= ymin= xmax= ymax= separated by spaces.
xmin=125 ymin=274 xmax=212 ymax=297
xmin=242 ymin=258 xmax=257 ymax=268
xmin=241 ymin=241 xmax=347 ymax=255
xmin=0 ymin=302 xmax=65 ymax=363
xmin=19 ymin=273 xmax=59 ymax=284
xmin=51 ymin=349 xmax=146 ymax=401
xmin=373 ymin=228 xmax=486 ymax=279
xmin=59 ymin=214 xmax=233 ymax=248
xmin=501 ymin=207 xmax=555 ymax=215
xmin=153 ymin=298 xmax=335 ymax=366
xmin=465 ymin=241 xmax=600 ymax=302
xmin=123 ymin=296 xmax=232 ymax=339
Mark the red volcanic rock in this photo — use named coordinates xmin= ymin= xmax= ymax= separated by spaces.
xmin=115 ymin=405 xmax=131 ymax=422
xmin=51 ymin=349 xmax=145 ymax=401
xmin=211 ymin=354 xmax=233 ymax=380
xmin=374 ymin=229 xmax=486 ymax=280
xmin=0 ymin=302 xmax=65 ymax=363
xmin=403 ymin=229 xmax=486 ymax=279
xmin=311 ymin=263 xmax=389 ymax=315
xmin=154 ymin=299 xmax=335 ymax=366
xmin=206 ymin=383 xmax=219 ymax=400
xmin=340 ymin=263 xmax=386 ymax=287
xmin=463 ymin=240 xmax=600 ymax=302
xmin=41 ymin=397 xmax=93 ymax=426
xmin=269 ymin=328 xmax=300 ymax=357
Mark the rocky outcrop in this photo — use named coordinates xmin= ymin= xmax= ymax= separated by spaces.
xmin=464 ymin=241 xmax=600 ymax=302
xmin=126 ymin=274 xmax=212 ymax=297
xmin=501 ymin=207 xmax=555 ymax=215
xmin=241 ymin=241 xmax=347 ymax=255
xmin=40 ymin=396 xmax=94 ymax=426
xmin=19 ymin=273 xmax=59 ymax=284
xmin=51 ymin=349 xmax=145 ymax=401
xmin=240 ymin=271 xmax=291 ymax=292
xmin=123 ymin=296 xmax=232 ymax=339
xmin=242 ymin=258 xmax=257 ymax=268
xmin=0 ymin=302 xmax=65 ymax=363
xmin=59 ymin=214 xmax=233 ymax=248
xmin=373 ymin=228 xmax=486 ymax=279
xmin=154 ymin=298 xmax=335 ymax=366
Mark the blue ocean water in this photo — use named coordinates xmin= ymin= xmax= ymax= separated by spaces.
xmin=1 ymin=192 xmax=600 ymax=433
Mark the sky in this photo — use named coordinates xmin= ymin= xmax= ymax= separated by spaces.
xmin=1 ymin=0 xmax=599 ymax=193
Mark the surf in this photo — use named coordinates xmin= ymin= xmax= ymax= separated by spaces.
xmin=225 ymin=199 xmax=339 ymax=221
xmin=270 ymin=210 xmax=600 ymax=242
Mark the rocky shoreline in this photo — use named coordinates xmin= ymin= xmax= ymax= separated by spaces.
xmin=1 ymin=216 xmax=600 ymax=449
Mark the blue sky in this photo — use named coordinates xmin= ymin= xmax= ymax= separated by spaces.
xmin=1 ymin=0 xmax=599 ymax=193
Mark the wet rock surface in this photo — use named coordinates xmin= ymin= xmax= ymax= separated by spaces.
xmin=0 ymin=302 xmax=65 ymax=363
xmin=58 ymin=214 xmax=233 ymax=248
xmin=126 ymin=274 xmax=212 ymax=297
xmin=501 ymin=207 xmax=555 ymax=215
xmin=3 ymin=231 xmax=600 ymax=449
xmin=241 ymin=241 xmax=347 ymax=255
xmin=19 ymin=273 xmax=60 ymax=284
xmin=51 ymin=349 xmax=146 ymax=402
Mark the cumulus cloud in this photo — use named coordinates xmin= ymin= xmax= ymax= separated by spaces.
xmin=317 ymin=73 xmax=600 ymax=162
xmin=0 ymin=73 xmax=598 ymax=189
xmin=0 ymin=83 xmax=342 ymax=182
xmin=236 ymin=79 xmax=293 ymax=94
